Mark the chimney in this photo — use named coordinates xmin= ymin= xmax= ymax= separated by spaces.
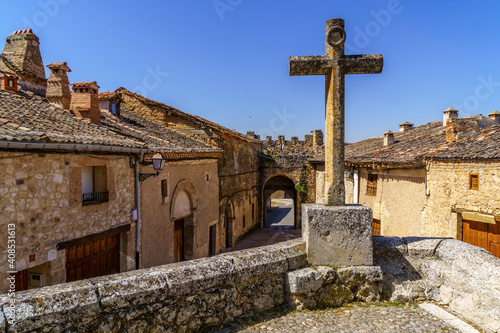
xmin=446 ymin=118 xmax=480 ymax=143
xmin=399 ymin=121 xmax=414 ymax=132
xmin=443 ymin=107 xmax=459 ymax=126
xmin=0 ymin=29 xmax=47 ymax=96
xmin=98 ymin=91 xmax=121 ymax=117
xmin=46 ymin=62 xmax=71 ymax=109
xmin=489 ymin=110 xmax=500 ymax=125
xmin=0 ymin=71 xmax=18 ymax=92
xmin=70 ymin=81 xmax=101 ymax=125
xmin=383 ymin=130 xmax=394 ymax=146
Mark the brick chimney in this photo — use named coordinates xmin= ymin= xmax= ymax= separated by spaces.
xmin=46 ymin=62 xmax=71 ymax=109
xmin=399 ymin=121 xmax=413 ymax=132
xmin=446 ymin=118 xmax=479 ymax=143
xmin=70 ymin=82 xmax=101 ymax=125
xmin=443 ymin=107 xmax=459 ymax=126
xmin=0 ymin=71 xmax=18 ymax=92
xmin=489 ymin=110 xmax=500 ymax=125
xmin=0 ymin=29 xmax=47 ymax=96
xmin=383 ymin=130 xmax=394 ymax=146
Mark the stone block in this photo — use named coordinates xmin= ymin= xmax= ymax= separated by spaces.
xmin=285 ymin=268 xmax=323 ymax=294
xmin=0 ymin=280 xmax=100 ymax=332
xmin=162 ymin=256 xmax=236 ymax=298
xmin=337 ymin=266 xmax=383 ymax=301
xmin=96 ymin=268 xmax=168 ymax=309
xmin=302 ymin=204 xmax=373 ymax=266
xmin=316 ymin=266 xmax=336 ymax=284
xmin=224 ymin=246 xmax=288 ymax=281
xmin=275 ymin=239 xmax=307 ymax=270
xmin=403 ymin=237 xmax=446 ymax=258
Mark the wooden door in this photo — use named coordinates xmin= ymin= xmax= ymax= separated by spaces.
xmin=174 ymin=219 xmax=185 ymax=262
xmin=488 ymin=222 xmax=500 ymax=258
xmin=66 ymin=234 xmax=120 ymax=282
xmin=15 ymin=269 xmax=28 ymax=292
xmin=462 ymin=220 xmax=500 ymax=259
xmin=373 ymin=219 xmax=381 ymax=236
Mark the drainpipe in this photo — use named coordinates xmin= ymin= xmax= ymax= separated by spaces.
xmin=135 ymin=154 xmax=142 ymax=270
xmin=353 ymin=169 xmax=359 ymax=204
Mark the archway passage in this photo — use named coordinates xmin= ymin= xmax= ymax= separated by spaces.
xmin=263 ymin=176 xmax=297 ymax=229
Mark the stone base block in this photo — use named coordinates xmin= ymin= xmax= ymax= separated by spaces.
xmin=302 ymin=204 xmax=373 ymax=266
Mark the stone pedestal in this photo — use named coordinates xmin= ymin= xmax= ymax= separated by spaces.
xmin=302 ymin=204 xmax=373 ymax=266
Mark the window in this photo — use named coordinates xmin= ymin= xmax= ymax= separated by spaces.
xmin=252 ymin=203 xmax=254 ymax=222
xmin=111 ymin=103 xmax=117 ymax=116
xmin=243 ymin=215 xmax=246 ymax=228
xmin=161 ymin=179 xmax=168 ymax=198
xmin=82 ymin=166 xmax=108 ymax=205
xmin=469 ymin=173 xmax=479 ymax=191
xmin=7 ymin=79 xmax=14 ymax=87
xmin=366 ymin=174 xmax=378 ymax=196
xmin=209 ymin=225 xmax=216 ymax=256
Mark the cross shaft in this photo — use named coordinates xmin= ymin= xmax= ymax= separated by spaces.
xmin=289 ymin=18 xmax=383 ymax=206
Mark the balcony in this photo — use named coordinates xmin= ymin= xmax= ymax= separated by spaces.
xmin=82 ymin=191 xmax=109 ymax=206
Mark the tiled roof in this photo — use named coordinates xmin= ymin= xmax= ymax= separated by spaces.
xmin=425 ymin=124 xmax=500 ymax=160
xmin=0 ymin=89 xmax=145 ymax=148
xmin=337 ymin=115 xmax=500 ymax=166
xmin=46 ymin=62 xmax=71 ymax=72
xmin=98 ymin=91 xmax=121 ymax=101
xmin=101 ymin=108 xmax=220 ymax=153
xmin=116 ymin=87 xmax=260 ymax=143
xmin=0 ymin=89 xmax=220 ymax=154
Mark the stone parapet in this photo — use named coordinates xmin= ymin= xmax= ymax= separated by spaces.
xmin=0 ymin=239 xmax=306 ymax=332
xmin=374 ymin=236 xmax=500 ymax=333
xmin=302 ymin=204 xmax=373 ymax=266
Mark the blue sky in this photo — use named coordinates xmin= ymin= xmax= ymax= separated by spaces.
xmin=2 ymin=1 xmax=500 ymax=142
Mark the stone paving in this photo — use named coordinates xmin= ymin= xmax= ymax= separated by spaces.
xmin=216 ymin=303 xmax=475 ymax=333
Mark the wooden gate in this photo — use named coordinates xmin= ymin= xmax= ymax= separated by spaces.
xmin=65 ymin=234 xmax=120 ymax=282
xmin=373 ymin=219 xmax=381 ymax=236
xmin=462 ymin=220 xmax=500 ymax=258
xmin=174 ymin=219 xmax=185 ymax=262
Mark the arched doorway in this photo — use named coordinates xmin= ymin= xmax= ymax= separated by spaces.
xmin=263 ymin=176 xmax=297 ymax=229
xmin=224 ymin=199 xmax=235 ymax=248
xmin=171 ymin=180 xmax=197 ymax=262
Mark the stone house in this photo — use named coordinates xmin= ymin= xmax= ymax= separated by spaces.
xmin=314 ymin=108 xmax=500 ymax=258
xmin=0 ymin=29 xmax=224 ymax=293
xmin=115 ymin=88 xmax=262 ymax=248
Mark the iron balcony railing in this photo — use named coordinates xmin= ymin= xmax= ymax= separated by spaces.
xmin=82 ymin=191 xmax=109 ymax=206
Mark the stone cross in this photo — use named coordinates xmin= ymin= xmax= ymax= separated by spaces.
xmin=290 ymin=18 xmax=383 ymax=206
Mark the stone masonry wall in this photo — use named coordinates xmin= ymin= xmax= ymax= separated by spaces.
xmin=0 ymin=152 xmax=136 ymax=293
xmin=423 ymin=160 xmax=500 ymax=238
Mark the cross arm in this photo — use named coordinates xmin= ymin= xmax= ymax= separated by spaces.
xmin=289 ymin=56 xmax=334 ymax=76
xmin=340 ymin=54 xmax=383 ymax=75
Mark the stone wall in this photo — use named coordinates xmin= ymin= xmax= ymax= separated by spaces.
xmin=374 ymin=236 xmax=500 ymax=333
xmin=423 ymin=160 xmax=500 ymax=238
xmin=0 ymin=239 xmax=307 ymax=332
xmin=0 ymin=152 xmax=136 ymax=293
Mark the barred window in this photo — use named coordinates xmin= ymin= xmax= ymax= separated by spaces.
xmin=469 ymin=173 xmax=479 ymax=191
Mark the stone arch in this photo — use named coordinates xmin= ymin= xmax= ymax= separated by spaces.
xmin=220 ymin=197 xmax=235 ymax=248
xmin=170 ymin=179 xmax=197 ymax=261
xmin=262 ymin=175 xmax=298 ymax=229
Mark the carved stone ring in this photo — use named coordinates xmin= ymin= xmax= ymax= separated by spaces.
xmin=327 ymin=26 xmax=346 ymax=47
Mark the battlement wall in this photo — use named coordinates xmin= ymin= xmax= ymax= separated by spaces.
xmin=247 ymin=130 xmax=325 ymax=156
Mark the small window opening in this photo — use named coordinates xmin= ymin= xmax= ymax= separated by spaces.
xmin=53 ymin=69 xmax=59 ymax=74
xmin=7 ymin=80 xmax=14 ymax=87
xmin=243 ymin=215 xmax=246 ymax=228
xmin=366 ymin=174 xmax=378 ymax=196
xmin=206 ymin=174 xmax=210 ymax=181
xmin=161 ymin=179 xmax=168 ymax=198
xmin=469 ymin=173 xmax=479 ymax=191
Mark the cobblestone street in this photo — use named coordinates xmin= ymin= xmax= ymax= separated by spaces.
xmin=216 ymin=303 xmax=480 ymax=333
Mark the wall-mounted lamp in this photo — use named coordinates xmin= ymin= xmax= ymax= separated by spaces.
xmin=139 ymin=153 xmax=166 ymax=181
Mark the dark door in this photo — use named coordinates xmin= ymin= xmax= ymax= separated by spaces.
xmin=66 ymin=234 xmax=120 ymax=282
xmin=174 ymin=219 xmax=185 ymax=262
xmin=15 ymin=269 xmax=28 ymax=291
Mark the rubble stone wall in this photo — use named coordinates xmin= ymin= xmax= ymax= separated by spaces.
xmin=0 ymin=152 xmax=136 ymax=294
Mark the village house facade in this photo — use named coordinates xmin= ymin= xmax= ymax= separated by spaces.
xmin=314 ymin=108 xmax=500 ymax=258
xmin=0 ymin=30 xmax=223 ymax=293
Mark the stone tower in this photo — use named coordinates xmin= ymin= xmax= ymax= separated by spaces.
xmin=46 ymin=62 xmax=72 ymax=109
xmin=0 ymin=29 xmax=47 ymax=96
xmin=70 ymin=81 xmax=101 ymax=125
